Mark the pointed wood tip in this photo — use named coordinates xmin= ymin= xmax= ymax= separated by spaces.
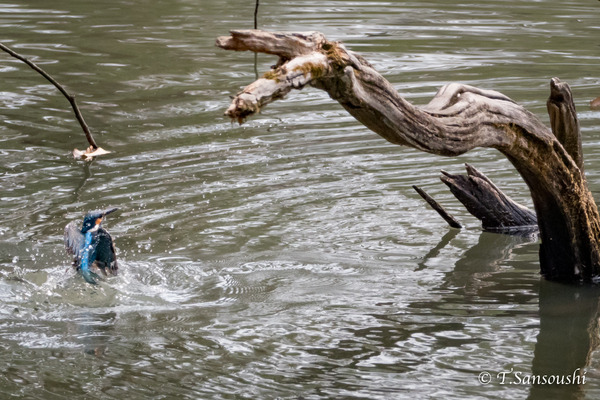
xmin=413 ymin=184 xmax=462 ymax=229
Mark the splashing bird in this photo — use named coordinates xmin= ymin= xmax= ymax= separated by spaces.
xmin=64 ymin=208 xmax=119 ymax=284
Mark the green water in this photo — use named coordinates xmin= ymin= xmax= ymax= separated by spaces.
xmin=1 ymin=0 xmax=600 ymax=398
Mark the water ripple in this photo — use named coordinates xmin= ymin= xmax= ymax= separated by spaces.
xmin=1 ymin=0 xmax=600 ymax=399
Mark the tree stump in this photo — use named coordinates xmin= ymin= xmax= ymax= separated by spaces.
xmin=435 ymin=163 xmax=537 ymax=234
xmin=216 ymin=29 xmax=600 ymax=282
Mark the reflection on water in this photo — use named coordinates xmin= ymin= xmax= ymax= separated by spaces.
xmin=1 ymin=0 xmax=600 ymax=398
xmin=529 ymin=281 xmax=600 ymax=400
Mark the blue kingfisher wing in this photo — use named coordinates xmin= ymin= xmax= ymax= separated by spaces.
xmin=92 ymin=227 xmax=118 ymax=273
xmin=64 ymin=221 xmax=84 ymax=259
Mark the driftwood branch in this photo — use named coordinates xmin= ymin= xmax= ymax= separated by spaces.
xmin=412 ymin=185 xmax=462 ymax=229
xmin=217 ymin=29 xmax=600 ymax=282
xmin=419 ymin=80 xmax=581 ymax=236
xmin=414 ymin=164 xmax=538 ymax=234
xmin=440 ymin=164 xmax=537 ymax=233
xmin=547 ymin=78 xmax=583 ymax=173
xmin=0 ymin=42 xmax=110 ymax=160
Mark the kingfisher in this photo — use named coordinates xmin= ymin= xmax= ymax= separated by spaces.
xmin=64 ymin=208 xmax=119 ymax=284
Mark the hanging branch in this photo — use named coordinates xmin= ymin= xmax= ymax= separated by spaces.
xmin=0 ymin=42 xmax=110 ymax=160
xmin=253 ymin=0 xmax=261 ymax=79
xmin=254 ymin=0 xmax=260 ymax=29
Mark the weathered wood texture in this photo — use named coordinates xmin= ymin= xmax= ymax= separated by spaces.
xmin=440 ymin=164 xmax=537 ymax=233
xmin=217 ymin=29 xmax=600 ymax=282
xmin=420 ymin=80 xmax=579 ymax=236
xmin=412 ymin=185 xmax=462 ymax=229
xmin=547 ymin=78 xmax=583 ymax=173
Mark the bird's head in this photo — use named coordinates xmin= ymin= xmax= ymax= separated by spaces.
xmin=81 ymin=208 xmax=118 ymax=234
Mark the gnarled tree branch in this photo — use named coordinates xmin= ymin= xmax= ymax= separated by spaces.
xmin=217 ymin=29 xmax=600 ymax=282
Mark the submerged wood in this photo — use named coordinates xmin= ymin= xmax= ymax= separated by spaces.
xmin=217 ymin=29 xmax=600 ymax=282
xmin=427 ymin=80 xmax=577 ymax=235
xmin=414 ymin=164 xmax=537 ymax=234
xmin=440 ymin=164 xmax=537 ymax=233
xmin=412 ymin=185 xmax=462 ymax=229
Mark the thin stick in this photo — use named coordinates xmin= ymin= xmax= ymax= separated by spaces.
xmin=0 ymin=42 xmax=98 ymax=149
xmin=413 ymin=185 xmax=462 ymax=229
xmin=253 ymin=0 xmax=260 ymax=79
xmin=254 ymin=0 xmax=260 ymax=29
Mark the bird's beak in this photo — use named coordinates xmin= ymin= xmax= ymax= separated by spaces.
xmin=103 ymin=208 xmax=119 ymax=217
xmin=96 ymin=208 xmax=119 ymax=226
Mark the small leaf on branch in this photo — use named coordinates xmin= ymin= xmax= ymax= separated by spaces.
xmin=73 ymin=146 xmax=111 ymax=161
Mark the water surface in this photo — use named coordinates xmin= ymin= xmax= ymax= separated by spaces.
xmin=1 ymin=0 xmax=600 ymax=399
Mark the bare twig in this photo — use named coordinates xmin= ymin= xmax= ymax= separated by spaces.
xmin=254 ymin=0 xmax=260 ymax=29
xmin=253 ymin=0 xmax=260 ymax=78
xmin=412 ymin=185 xmax=462 ymax=229
xmin=0 ymin=42 xmax=99 ymax=150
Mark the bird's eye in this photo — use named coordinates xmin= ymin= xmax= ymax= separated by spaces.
xmin=95 ymin=218 xmax=102 ymax=225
